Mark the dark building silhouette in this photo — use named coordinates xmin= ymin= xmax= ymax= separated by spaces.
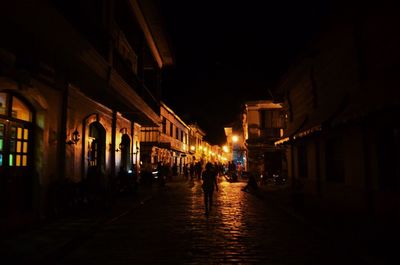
xmin=275 ymin=4 xmax=400 ymax=222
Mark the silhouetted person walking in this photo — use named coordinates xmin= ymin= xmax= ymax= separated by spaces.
xmin=195 ymin=162 xmax=202 ymax=180
xmin=202 ymin=162 xmax=218 ymax=216
xmin=189 ymin=163 xmax=195 ymax=180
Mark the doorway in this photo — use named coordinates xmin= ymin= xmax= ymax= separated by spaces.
xmin=0 ymin=92 xmax=34 ymax=216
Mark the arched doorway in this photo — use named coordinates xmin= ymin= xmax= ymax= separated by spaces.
xmin=87 ymin=122 xmax=106 ymax=176
xmin=0 ymin=92 xmax=34 ymax=216
xmin=120 ymin=134 xmax=131 ymax=173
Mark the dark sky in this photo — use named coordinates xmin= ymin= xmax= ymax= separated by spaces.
xmin=159 ymin=0 xmax=330 ymax=144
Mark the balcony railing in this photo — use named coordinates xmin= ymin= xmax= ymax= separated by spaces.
xmin=140 ymin=128 xmax=160 ymax=143
xmin=113 ymin=50 xmax=159 ymax=114
xmin=248 ymin=128 xmax=284 ymax=143
xmin=112 ymin=25 xmax=160 ymax=114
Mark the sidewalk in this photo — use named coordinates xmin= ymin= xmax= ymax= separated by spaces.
xmin=0 ymin=185 xmax=160 ymax=265
xmin=258 ymin=183 xmax=398 ymax=265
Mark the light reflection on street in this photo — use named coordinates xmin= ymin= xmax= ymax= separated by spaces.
xmin=217 ymin=178 xmax=246 ymax=229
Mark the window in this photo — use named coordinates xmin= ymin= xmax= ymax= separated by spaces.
xmin=260 ymin=110 xmax=285 ymax=129
xmin=9 ymin=126 xmax=29 ymax=166
xmin=0 ymin=93 xmax=33 ymax=168
xmin=176 ymin=127 xmax=179 ymax=140
xmin=0 ymin=92 xmax=34 ymax=213
xmin=0 ymin=92 xmax=7 ymax=115
xmin=162 ymin=117 xmax=166 ymax=134
xmin=170 ymin=123 xmax=173 ymax=137
xmin=12 ymin=96 xmax=32 ymax=122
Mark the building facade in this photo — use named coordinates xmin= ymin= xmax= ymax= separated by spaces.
xmin=275 ymin=8 xmax=400 ymax=221
xmin=140 ymin=102 xmax=190 ymax=174
xmin=245 ymin=100 xmax=286 ymax=177
xmin=188 ymin=123 xmax=206 ymax=163
xmin=224 ymin=115 xmax=248 ymax=172
xmin=0 ymin=0 xmax=173 ymax=231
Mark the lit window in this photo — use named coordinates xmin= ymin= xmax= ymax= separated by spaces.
xmin=0 ymin=94 xmax=32 ymax=168
xmin=17 ymin=127 xmax=22 ymax=139
xmin=24 ymin=129 xmax=28 ymax=140
xmin=12 ymin=96 xmax=32 ymax=122
xmin=16 ymin=155 xmax=21 ymax=166
xmin=0 ymin=93 xmax=7 ymax=115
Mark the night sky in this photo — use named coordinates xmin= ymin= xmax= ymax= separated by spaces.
xmin=159 ymin=0 xmax=331 ymax=144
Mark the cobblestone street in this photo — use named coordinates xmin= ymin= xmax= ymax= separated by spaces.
xmin=53 ymin=179 xmax=365 ymax=265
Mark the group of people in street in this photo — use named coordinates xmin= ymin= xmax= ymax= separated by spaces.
xmin=139 ymin=159 xmax=262 ymax=217
xmin=199 ymin=161 xmax=260 ymax=217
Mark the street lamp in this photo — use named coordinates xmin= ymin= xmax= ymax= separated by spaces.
xmin=232 ymin=135 xmax=239 ymax=143
xmin=222 ymin=145 xmax=229 ymax=153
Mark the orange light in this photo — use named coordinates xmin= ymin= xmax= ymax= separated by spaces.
xmin=232 ymin=135 xmax=239 ymax=143
xmin=223 ymin=145 xmax=229 ymax=153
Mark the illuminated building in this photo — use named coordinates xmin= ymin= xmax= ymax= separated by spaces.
xmin=188 ymin=123 xmax=206 ymax=163
xmin=224 ymin=115 xmax=248 ymax=171
xmin=140 ymin=102 xmax=190 ymax=174
xmin=0 ymin=0 xmax=172 ymax=231
xmin=245 ymin=100 xmax=287 ymax=177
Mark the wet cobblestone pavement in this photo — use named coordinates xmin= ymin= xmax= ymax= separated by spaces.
xmin=56 ymin=179 xmax=365 ymax=265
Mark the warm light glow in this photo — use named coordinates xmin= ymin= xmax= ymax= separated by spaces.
xmin=190 ymin=145 xmax=195 ymax=151
xmin=274 ymin=137 xmax=290 ymax=146
xmin=218 ymin=180 xmax=245 ymax=229
xmin=222 ymin=145 xmax=229 ymax=153
xmin=203 ymin=147 xmax=207 ymax=152
xmin=199 ymin=146 xmax=203 ymax=150
xmin=232 ymin=135 xmax=239 ymax=143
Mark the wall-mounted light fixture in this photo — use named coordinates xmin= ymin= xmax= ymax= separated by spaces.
xmin=133 ymin=145 xmax=140 ymax=155
xmin=116 ymin=142 xmax=125 ymax=152
xmin=67 ymin=128 xmax=80 ymax=145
